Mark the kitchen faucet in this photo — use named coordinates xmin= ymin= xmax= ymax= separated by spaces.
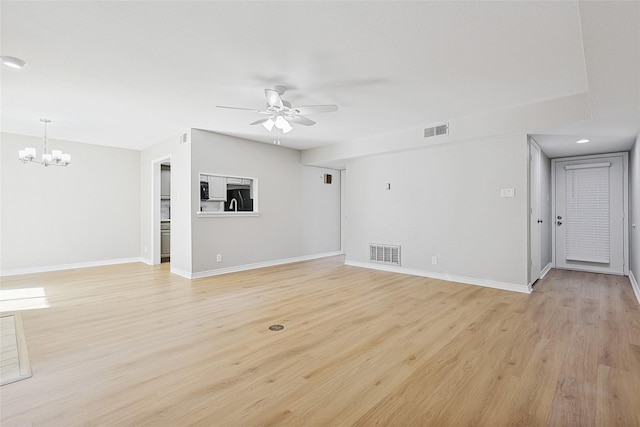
xmin=229 ymin=198 xmax=238 ymax=211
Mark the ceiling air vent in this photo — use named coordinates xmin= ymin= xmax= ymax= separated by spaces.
xmin=370 ymin=244 xmax=401 ymax=266
xmin=424 ymin=122 xmax=449 ymax=138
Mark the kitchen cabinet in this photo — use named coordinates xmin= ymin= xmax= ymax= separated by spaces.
xmin=161 ymin=165 xmax=171 ymax=198
xmin=208 ymin=176 xmax=227 ymax=201
xmin=227 ymin=177 xmax=252 ymax=185
xmin=161 ymin=222 xmax=170 ymax=261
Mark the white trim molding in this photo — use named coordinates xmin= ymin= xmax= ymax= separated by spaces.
xmin=345 ymin=261 xmax=531 ymax=294
xmin=0 ymin=252 xmax=346 ymax=279
xmin=183 ymin=251 xmax=344 ymax=280
xmin=170 ymin=267 xmax=192 ymax=279
xmin=629 ymin=270 xmax=640 ymax=305
xmin=540 ymin=262 xmax=552 ymax=280
xmin=0 ymin=257 xmax=145 ymax=277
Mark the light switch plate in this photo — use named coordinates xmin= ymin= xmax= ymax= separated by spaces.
xmin=500 ymin=188 xmax=515 ymax=197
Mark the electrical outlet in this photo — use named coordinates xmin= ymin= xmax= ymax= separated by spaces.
xmin=216 ymin=254 xmax=222 ymax=263
xmin=432 ymin=256 xmax=438 ymax=265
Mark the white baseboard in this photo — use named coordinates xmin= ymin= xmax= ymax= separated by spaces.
xmin=0 ymin=257 xmax=145 ymax=277
xmin=187 ymin=251 xmax=344 ymax=279
xmin=170 ymin=267 xmax=192 ymax=279
xmin=344 ymin=260 xmax=532 ymax=294
xmin=540 ymin=262 xmax=552 ymax=279
xmin=629 ymin=270 xmax=640 ymax=305
xmin=0 ymin=252 xmax=345 ymax=279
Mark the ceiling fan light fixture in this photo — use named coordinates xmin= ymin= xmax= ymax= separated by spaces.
xmin=274 ymin=115 xmax=293 ymax=133
xmin=274 ymin=115 xmax=287 ymax=128
xmin=262 ymin=118 xmax=275 ymax=132
xmin=217 ymin=88 xmax=338 ymax=140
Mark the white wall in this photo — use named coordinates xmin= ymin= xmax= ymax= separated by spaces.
xmin=190 ymin=130 xmax=341 ymax=275
xmin=0 ymin=132 xmax=140 ymax=274
xmin=139 ymin=132 xmax=191 ymax=274
xmin=630 ymin=135 xmax=639 ymax=283
xmin=344 ymin=133 xmax=529 ymax=288
xmin=301 ymin=166 xmax=342 ymax=255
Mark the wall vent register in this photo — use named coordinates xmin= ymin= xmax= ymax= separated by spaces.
xmin=369 ymin=244 xmax=401 ymax=266
xmin=424 ymin=122 xmax=449 ymax=138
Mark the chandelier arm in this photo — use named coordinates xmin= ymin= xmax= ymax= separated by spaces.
xmin=18 ymin=119 xmax=71 ymax=167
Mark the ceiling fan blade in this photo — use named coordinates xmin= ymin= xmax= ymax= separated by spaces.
xmin=293 ymin=105 xmax=339 ymax=115
xmin=249 ymin=118 xmax=272 ymax=126
xmin=288 ymin=115 xmax=316 ymax=126
xmin=216 ymin=105 xmax=261 ymax=112
xmin=265 ymin=89 xmax=284 ymax=109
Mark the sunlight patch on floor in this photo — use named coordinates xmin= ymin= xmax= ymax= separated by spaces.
xmin=0 ymin=287 xmax=50 ymax=311
xmin=1 ymin=314 xmax=32 ymax=385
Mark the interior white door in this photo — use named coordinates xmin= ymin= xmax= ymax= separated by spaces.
xmin=554 ymin=155 xmax=624 ymax=274
xmin=341 ymin=169 xmax=347 ymax=254
xmin=530 ymin=142 xmax=541 ymax=285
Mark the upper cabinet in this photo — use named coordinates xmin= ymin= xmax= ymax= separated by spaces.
xmin=161 ymin=165 xmax=171 ymax=198
xmin=226 ymin=177 xmax=252 ymax=186
xmin=208 ymin=176 xmax=227 ymax=201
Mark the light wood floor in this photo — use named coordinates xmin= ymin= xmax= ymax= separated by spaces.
xmin=1 ymin=256 xmax=639 ymax=426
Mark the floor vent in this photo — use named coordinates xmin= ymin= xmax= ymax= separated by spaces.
xmin=424 ymin=122 xmax=449 ymax=138
xmin=369 ymin=244 xmax=401 ymax=266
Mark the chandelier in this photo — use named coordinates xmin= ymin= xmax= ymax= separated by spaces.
xmin=19 ymin=119 xmax=71 ymax=166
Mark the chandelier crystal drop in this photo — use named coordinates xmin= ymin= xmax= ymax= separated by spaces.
xmin=19 ymin=119 xmax=71 ymax=167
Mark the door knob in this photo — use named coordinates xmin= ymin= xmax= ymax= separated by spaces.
xmin=557 ymin=215 xmax=562 ymax=220
xmin=557 ymin=221 xmax=562 ymax=226
xmin=537 ymin=219 xmax=543 ymax=223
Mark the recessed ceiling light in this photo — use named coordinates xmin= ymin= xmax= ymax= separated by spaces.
xmin=1 ymin=56 xmax=27 ymax=69
xmin=576 ymin=139 xmax=590 ymax=144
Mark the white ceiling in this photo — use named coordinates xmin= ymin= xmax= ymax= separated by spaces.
xmin=1 ymin=1 xmax=638 ymax=160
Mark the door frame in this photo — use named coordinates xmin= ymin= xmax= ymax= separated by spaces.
xmin=151 ymin=155 xmax=172 ymax=265
xmin=340 ymin=169 xmax=347 ymax=254
xmin=551 ymin=152 xmax=629 ymax=275
xmin=529 ymin=138 xmax=542 ymax=286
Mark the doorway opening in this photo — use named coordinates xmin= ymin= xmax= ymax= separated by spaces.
xmin=160 ymin=163 xmax=171 ymax=263
xmin=551 ymin=153 xmax=629 ymax=276
xmin=152 ymin=156 xmax=171 ymax=265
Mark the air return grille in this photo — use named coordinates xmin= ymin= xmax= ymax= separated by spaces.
xmin=369 ymin=244 xmax=401 ymax=266
xmin=424 ymin=122 xmax=449 ymax=138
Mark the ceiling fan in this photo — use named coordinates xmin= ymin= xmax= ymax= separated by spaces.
xmin=217 ymin=86 xmax=338 ymax=138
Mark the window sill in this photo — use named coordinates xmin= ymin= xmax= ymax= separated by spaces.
xmin=197 ymin=211 xmax=260 ymax=218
